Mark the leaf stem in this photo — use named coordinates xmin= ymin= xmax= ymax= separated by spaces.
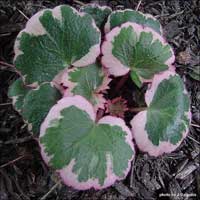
xmin=129 ymin=107 xmax=147 ymax=113
xmin=96 ymin=108 xmax=105 ymax=122
xmin=115 ymin=72 xmax=130 ymax=92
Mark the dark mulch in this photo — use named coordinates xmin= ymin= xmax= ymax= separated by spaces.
xmin=0 ymin=0 xmax=199 ymax=199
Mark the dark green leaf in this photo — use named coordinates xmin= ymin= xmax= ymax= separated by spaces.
xmin=68 ymin=63 xmax=105 ymax=106
xmin=106 ymin=10 xmax=162 ymax=34
xmin=8 ymin=78 xmax=29 ymax=112
xmin=146 ymin=75 xmax=190 ymax=145
xmin=80 ymin=4 xmax=112 ymax=29
xmin=40 ymin=97 xmax=134 ymax=188
xmin=14 ymin=5 xmax=101 ymax=85
xmin=22 ymin=83 xmax=61 ymax=134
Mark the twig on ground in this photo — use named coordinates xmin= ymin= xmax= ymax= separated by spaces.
xmin=0 ymin=102 xmax=12 ymax=106
xmin=156 ymin=10 xmax=184 ymax=19
xmin=0 ymin=61 xmax=18 ymax=73
xmin=0 ymin=66 xmax=16 ymax=72
xmin=40 ymin=181 xmax=61 ymax=200
xmin=136 ymin=0 xmax=142 ymax=11
xmin=4 ymin=135 xmax=34 ymax=145
xmin=0 ymin=155 xmax=26 ymax=168
xmin=11 ymin=175 xmax=31 ymax=200
xmin=0 ymin=61 xmax=14 ymax=68
xmin=17 ymin=8 xmax=29 ymax=20
xmin=191 ymin=123 xmax=200 ymax=128
xmin=187 ymin=135 xmax=200 ymax=145
xmin=74 ymin=0 xmax=86 ymax=6
xmin=0 ymin=33 xmax=11 ymax=37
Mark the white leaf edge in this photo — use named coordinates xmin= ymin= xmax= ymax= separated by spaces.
xmin=39 ymin=95 xmax=135 ymax=190
xmin=8 ymin=79 xmax=26 ymax=113
xmin=14 ymin=5 xmax=101 ymax=82
xmin=101 ymin=22 xmax=175 ymax=78
xmin=104 ymin=9 xmax=163 ymax=34
xmin=80 ymin=3 xmax=112 ymax=13
xmin=22 ymin=82 xmax=58 ymax=134
xmin=130 ymin=71 xmax=191 ymax=156
xmin=52 ymin=67 xmax=111 ymax=111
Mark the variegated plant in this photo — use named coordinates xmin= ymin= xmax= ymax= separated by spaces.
xmin=8 ymin=4 xmax=190 ymax=190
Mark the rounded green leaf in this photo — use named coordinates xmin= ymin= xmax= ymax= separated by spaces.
xmin=39 ymin=96 xmax=134 ymax=190
xmin=14 ymin=5 xmax=101 ymax=86
xmin=102 ymin=22 xmax=175 ymax=86
xmin=8 ymin=78 xmax=29 ymax=112
xmin=80 ymin=4 xmax=112 ymax=29
xmin=22 ymin=83 xmax=61 ymax=134
xmin=105 ymin=9 xmax=162 ymax=34
xmin=131 ymin=71 xmax=191 ymax=156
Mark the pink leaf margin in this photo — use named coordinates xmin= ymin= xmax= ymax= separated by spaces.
xmin=131 ymin=71 xmax=191 ymax=157
xmin=104 ymin=9 xmax=163 ymax=34
xmin=60 ymin=116 xmax=135 ymax=190
xmin=52 ymin=67 xmax=111 ymax=111
xmin=39 ymin=95 xmax=135 ymax=190
xmin=102 ymin=22 xmax=175 ymax=79
xmin=14 ymin=5 xmax=101 ymax=86
xmin=80 ymin=3 xmax=112 ymax=13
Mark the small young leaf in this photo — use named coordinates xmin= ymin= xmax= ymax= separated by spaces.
xmin=102 ymin=22 xmax=175 ymax=84
xmin=40 ymin=96 xmax=134 ymax=190
xmin=131 ymin=71 xmax=191 ymax=156
xmin=105 ymin=9 xmax=162 ymax=34
xmin=68 ymin=63 xmax=109 ymax=108
xmin=53 ymin=63 xmax=111 ymax=110
xmin=22 ymin=83 xmax=61 ymax=134
xmin=8 ymin=78 xmax=29 ymax=112
xmin=105 ymin=97 xmax=128 ymax=118
xmin=80 ymin=4 xmax=112 ymax=29
xmin=14 ymin=5 xmax=101 ymax=86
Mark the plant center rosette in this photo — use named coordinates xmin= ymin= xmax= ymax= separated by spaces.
xmin=8 ymin=4 xmax=191 ymax=190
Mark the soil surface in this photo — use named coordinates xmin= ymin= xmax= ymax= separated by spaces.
xmin=0 ymin=0 xmax=199 ymax=200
